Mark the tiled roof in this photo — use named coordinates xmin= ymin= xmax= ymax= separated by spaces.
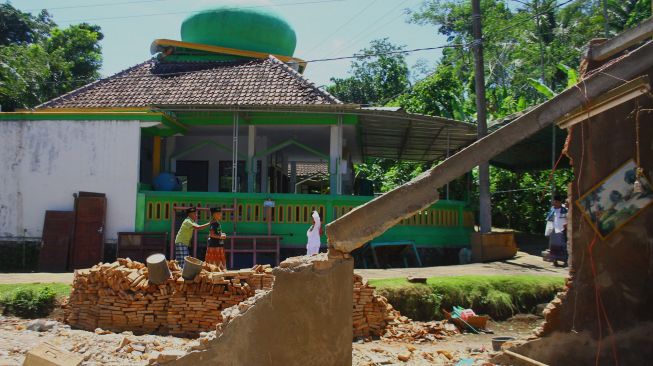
xmin=288 ymin=162 xmax=328 ymax=177
xmin=38 ymin=56 xmax=341 ymax=108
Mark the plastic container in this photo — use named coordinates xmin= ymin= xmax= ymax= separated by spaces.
xmin=146 ymin=253 xmax=171 ymax=285
xmin=182 ymin=256 xmax=203 ymax=280
xmin=459 ymin=309 xmax=476 ymax=321
xmin=491 ymin=336 xmax=516 ymax=351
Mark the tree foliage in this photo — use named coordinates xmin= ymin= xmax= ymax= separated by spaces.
xmin=330 ymin=0 xmax=649 ymax=233
xmin=327 ymin=38 xmax=410 ymax=105
xmin=0 ymin=4 xmax=103 ymax=111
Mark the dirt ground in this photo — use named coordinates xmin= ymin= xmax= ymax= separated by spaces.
xmin=0 ymin=315 xmax=194 ymax=365
xmin=0 ymin=253 xmax=556 ymax=365
xmin=0 ymin=313 xmax=542 ymax=365
xmin=0 ymin=252 xmax=565 ymax=285
xmin=352 ymin=315 xmax=541 ymax=366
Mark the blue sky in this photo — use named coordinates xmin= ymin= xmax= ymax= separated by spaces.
xmin=15 ymin=0 xmax=451 ymax=87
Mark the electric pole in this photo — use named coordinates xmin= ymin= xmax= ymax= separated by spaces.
xmin=471 ymin=0 xmax=492 ymax=233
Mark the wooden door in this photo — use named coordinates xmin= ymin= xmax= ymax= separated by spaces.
xmin=38 ymin=211 xmax=74 ymax=272
xmin=70 ymin=193 xmax=107 ymax=269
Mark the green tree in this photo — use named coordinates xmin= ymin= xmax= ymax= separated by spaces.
xmin=0 ymin=3 xmax=103 ymax=110
xmin=327 ymin=38 xmax=410 ymax=105
xmin=0 ymin=4 xmax=53 ymax=45
xmin=390 ymin=64 xmax=471 ymax=120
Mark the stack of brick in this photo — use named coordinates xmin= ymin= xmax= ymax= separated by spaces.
xmin=66 ymin=258 xmax=406 ymax=339
xmin=65 ymin=258 xmax=275 ymax=337
xmin=352 ymin=274 xmax=408 ymax=338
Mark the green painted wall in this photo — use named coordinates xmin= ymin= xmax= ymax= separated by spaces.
xmin=140 ymin=191 xmax=473 ymax=249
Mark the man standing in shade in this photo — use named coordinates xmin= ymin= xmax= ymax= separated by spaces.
xmin=175 ymin=207 xmax=210 ymax=268
xmin=546 ymin=195 xmax=568 ymax=267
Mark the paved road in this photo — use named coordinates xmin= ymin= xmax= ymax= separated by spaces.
xmin=356 ymin=251 xmax=567 ymax=280
xmin=0 ymin=272 xmax=74 ymax=285
xmin=0 ymin=252 xmax=565 ymax=285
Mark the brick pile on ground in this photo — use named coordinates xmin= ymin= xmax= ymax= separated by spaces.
xmin=382 ymin=320 xmax=458 ymax=343
xmin=65 ymin=256 xmax=408 ymax=340
xmin=353 ymin=273 xmax=409 ymax=338
xmin=65 ymin=258 xmax=274 ymax=337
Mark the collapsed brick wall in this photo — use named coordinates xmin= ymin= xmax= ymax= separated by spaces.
xmin=353 ymin=274 xmax=406 ymax=338
xmin=65 ymin=259 xmax=404 ymax=339
xmin=65 ymin=259 xmax=274 ymax=337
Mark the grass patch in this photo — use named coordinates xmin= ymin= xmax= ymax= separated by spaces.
xmin=0 ymin=283 xmax=71 ymax=298
xmin=371 ymin=275 xmax=564 ymax=321
xmin=0 ymin=283 xmax=70 ymax=318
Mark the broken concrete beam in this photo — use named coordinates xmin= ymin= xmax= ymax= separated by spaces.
xmin=169 ymin=254 xmax=353 ymax=366
xmin=23 ymin=342 xmax=84 ymax=366
xmin=326 ymin=39 xmax=653 ymax=254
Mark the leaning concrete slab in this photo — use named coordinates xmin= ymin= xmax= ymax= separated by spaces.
xmin=170 ymin=254 xmax=353 ymax=366
xmin=326 ymin=40 xmax=653 ymax=254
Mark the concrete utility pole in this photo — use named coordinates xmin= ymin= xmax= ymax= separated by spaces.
xmin=471 ymin=0 xmax=492 ymax=233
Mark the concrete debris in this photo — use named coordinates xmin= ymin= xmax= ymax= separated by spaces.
xmin=25 ymin=319 xmax=58 ymax=332
xmin=157 ymin=349 xmax=186 ymax=363
xmin=397 ymin=350 xmax=412 ymax=361
xmin=22 ymin=341 xmax=84 ymax=366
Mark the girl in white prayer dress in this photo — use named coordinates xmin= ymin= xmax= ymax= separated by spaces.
xmin=306 ymin=210 xmax=322 ymax=255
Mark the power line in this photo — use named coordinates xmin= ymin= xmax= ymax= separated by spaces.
xmin=303 ymin=0 xmax=380 ymax=58
xmin=16 ymin=0 xmax=583 ymax=89
xmin=30 ymin=43 xmax=459 ymax=87
xmin=56 ymin=0 xmax=346 ymax=23
xmin=321 ymin=0 xmax=411 ymax=59
xmin=307 ymin=44 xmax=462 ymax=63
xmin=26 ymin=0 xmax=172 ymax=12
xmin=390 ymin=0 xmax=581 ymax=88
xmin=485 ymin=0 xmax=578 ymax=41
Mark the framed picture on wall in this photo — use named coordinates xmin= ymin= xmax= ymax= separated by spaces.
xmin=576 ymin=159 xmax=653 ymax=239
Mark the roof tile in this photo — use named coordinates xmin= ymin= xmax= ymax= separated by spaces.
xmin=38 ymin=56 xmax=341 ymax=108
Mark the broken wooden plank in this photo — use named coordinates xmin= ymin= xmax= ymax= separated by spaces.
xmin=503 ymin=350 xmax=549 ymax=366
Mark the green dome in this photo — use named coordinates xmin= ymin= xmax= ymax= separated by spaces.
xmin=181 ymin=7 xmax=297 ymax=57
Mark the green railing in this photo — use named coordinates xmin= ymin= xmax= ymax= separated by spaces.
xmin=136 ymin=191 xmax=475 ymax=248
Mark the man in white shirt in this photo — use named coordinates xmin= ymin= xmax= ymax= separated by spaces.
xmin=546 ymin=195 xmax=568 ymax=267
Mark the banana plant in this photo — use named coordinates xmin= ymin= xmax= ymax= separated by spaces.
xmin=528 ymin=63 xmax=579 ymax=99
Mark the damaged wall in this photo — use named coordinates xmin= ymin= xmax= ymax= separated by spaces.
xmin=526 ymin=71 xmax=653 ymax=365
xmin=0 ymin=120 xmax=140 ymax=241
xmin=171 ymin=255 xmax=354 ymax=366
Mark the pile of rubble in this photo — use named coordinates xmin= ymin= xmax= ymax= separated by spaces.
xmin=353 ymin=274 xmax=409 ymax=338
xmin=65 ymin=257 xmax=413 ymax=341
xmin=65 ymin=258 xmax=274 ymax=337
xmin=383 ymin=320 xmax=459 ymax=343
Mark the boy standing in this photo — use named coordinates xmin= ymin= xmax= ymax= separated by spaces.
xmin=175 ymin=207 xmax=210 ymax=268
xmin=205 ymin=207 xmax=227 ymax=270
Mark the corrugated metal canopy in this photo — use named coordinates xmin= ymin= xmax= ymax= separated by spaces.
xmin=358 ymin=108 xmax=478 ymax=162
xmin=488 ymin=107 xmax=570 ymax=170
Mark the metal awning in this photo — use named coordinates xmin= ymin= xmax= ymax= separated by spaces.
xmin=357 ymin=108 xmax=478 ymax=162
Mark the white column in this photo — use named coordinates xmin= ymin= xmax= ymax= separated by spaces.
xmin=231 ymin=113 xmax=239 ymax=193
xmin=290 ymin=161 xmax=297 ymax=193
xmin=329 ymin=118 xmax=343 ymax=195
xmin=247 ymin=125 xmax=256 ymax=193
xmin=261 ymin=156 xmax=268 ymax=194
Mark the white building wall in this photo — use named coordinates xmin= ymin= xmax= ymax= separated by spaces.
xmin=0 ymin=120 xmax=141 ymax=241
